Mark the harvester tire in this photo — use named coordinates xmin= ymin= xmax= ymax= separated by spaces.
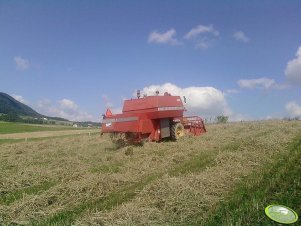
xmin=171 ymin=122 xmax=185 ymax=141
xmin=110 ymin=133 xmax=126 ymax=148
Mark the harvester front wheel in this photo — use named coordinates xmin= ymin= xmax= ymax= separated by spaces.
xmin=171 ymin=122 xmax=185 ymax=141
xmin=110 ymin=133 xmax=126 ymax=148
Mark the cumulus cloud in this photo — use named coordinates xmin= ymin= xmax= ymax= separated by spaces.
xmin=148 ymin=28 xmax=180 ymax=45
xmin=285 ymin=46 xmax=301 ymax=85
xmin=233 ymin=31 xmax=250 ymax=43
xmin=11 ymin=94 xmax=29 ymax=104
xmin=285 ymin=101 xmax=301 ymax=118
xmin=184 ymin=24 xmax=219 ymax=40
xmin=141 ymin=83 xmax=231 ymax=118
xmin=37 ymin=98 xmax=96 ymax=121
xmin=237 ymin=77 xmax=280 ymax=89
xmin=14 ymin=56 xmax=30 ymax=70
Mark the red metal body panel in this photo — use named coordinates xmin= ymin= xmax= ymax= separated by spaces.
xmin=123 ymin=96 xmax=183 ymax=112
xmin=101 ymin=94 xmax=206 ymax=142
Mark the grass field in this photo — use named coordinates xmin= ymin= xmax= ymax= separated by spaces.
xmin=0 ymin=120 xmax=300 ymax=225
xmin=0 ymin=121 xmax=86 ymax=134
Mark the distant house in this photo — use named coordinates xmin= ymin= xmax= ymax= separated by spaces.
xmin=43 ymin=117 xmax=48 ymax=121
xmin=73 ymin=124 xmax=78 ymax=128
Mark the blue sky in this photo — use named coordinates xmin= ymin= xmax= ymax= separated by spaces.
xmin=1 ymin=0 xmax=301 ymax=121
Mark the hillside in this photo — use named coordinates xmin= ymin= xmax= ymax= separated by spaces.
xmin=0 ymin=92 xmax=41 ymax=117
xmin=0 ymin=92 xmax=68 ymax=121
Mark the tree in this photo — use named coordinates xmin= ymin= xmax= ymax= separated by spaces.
xmin=216 ymin=115 xmax=229 ymax=123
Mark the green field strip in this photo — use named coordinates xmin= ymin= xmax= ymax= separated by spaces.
xmin=0 ymin=121 xmax=86 ymax=134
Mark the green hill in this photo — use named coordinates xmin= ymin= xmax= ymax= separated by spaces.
xmin=0 ymin=92 xmax=41 ymax=117
xmin=0 ymin=92 xmax=68 ymax=121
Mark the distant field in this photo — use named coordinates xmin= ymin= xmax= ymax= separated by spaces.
xmin=0 ymin=121 xmax=90 ymax=134
xmin=0 ymin=120 xmax=300 ymax=225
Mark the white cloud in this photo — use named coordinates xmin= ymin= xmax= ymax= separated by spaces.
xmin=233 ymin=31 xmax=250 ymax=43
xmin=148 ymin=28 xmax=180 ymax=45
xmin=184 ymin=24 xmax=219 ymax=40
xmin=59 ymin=99 xmax=78 ymax=111
xmin=195 ymin=41 xmax=208 ymax=49
xmin=285 ymin=101 xmax=301 ymax=118
xmin=11 ymin=94 xmax=29 ymax=104
xmin=141 ymin=83 xmax=231 ymax=118
xmin=237 ymin=77 xmax=278 ymax=89
xmin=225 ymin=89 xmax=239 ymax=95
xmin=37 ymin=98 xmax=96 ymax=122
xmin=14 ymin=56 xmax=30 ymax=70
xmin=285 ymin=46 xmax=301 ymax=85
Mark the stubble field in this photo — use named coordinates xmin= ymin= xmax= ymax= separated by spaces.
xmin=0 ymin=120 xmax=301 ymax=225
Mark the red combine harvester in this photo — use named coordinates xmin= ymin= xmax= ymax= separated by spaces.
xmin=101 ymin=91 xmax=206 ymax=145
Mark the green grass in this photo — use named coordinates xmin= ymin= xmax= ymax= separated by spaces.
xmin=0 ymin=181 xmax=56 ymax=205
xmin=0 ymin=121 xmax=83 ymax=134
xmin=200 ymin=134 xmax=301 ymax=226
xmin=169 ymin=151 xmax=216 ymax=176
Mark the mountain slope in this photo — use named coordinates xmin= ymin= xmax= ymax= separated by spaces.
xmin=0 ymin=92 xmax=42 ymax=117
xmin=0 ymin=92 xmax=68 ymax=121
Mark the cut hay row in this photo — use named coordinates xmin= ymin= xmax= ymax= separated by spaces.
xmin=0 ymin=120 xmax=300 ymax=225
xmin=0 ymin=129 xmax=99 ymax=139
xmin=204 ymin=136 xmax=301 ymax=225
xmin=76 ymin=121 xmax=301 ymax=225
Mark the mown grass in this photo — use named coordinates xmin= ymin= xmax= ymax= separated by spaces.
xmin=89 ymin=164 xmax=121 ymax=173
xmin=0 ymin=181 xmax=56 ymax=205
xmin=33 ymin=150 xmax=220 ymax=226
xmin=35 ymin=145 xmax=232 ymax=225
xmin=0 ymin=138 xmax=24 ymax=144
xmin=0 ymin=121 xmax=82 ymax=134
xmin=1 ymin=120 xmax=300 ymax=225
xmin=31 ymin=173 xmax=161 ymax=226
xmin=201 ymin=134 xmax=301 ymax=226
xmin=0 ymin=132 xmax=100 ymax=145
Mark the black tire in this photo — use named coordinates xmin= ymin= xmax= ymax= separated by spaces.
xmin=171 ymin=122 xmax=185 ymax=141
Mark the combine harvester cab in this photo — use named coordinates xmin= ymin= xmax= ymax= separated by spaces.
xmin=101 ymin=91 xmax=206 ymax=144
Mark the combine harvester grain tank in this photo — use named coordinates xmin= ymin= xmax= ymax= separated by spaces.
xmin=101 ymin=90 xmax=206 ymax=144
